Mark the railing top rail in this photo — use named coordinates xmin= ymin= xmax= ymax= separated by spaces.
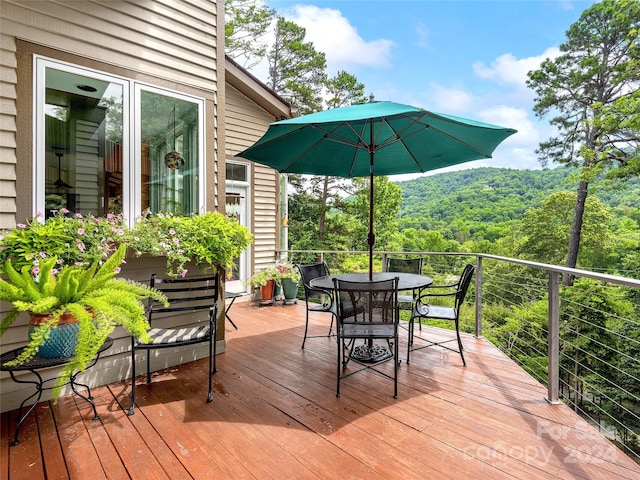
xmin=281 ymin=250 xmax=640 ymax=289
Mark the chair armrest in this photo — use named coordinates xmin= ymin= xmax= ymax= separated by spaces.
xmin=416 ymin=289 xmax=458 ymax=304
xmin=426 ymin=281 xmax=458 ymax=289
xmin=306 ymin=285 xmax=335 ymax=308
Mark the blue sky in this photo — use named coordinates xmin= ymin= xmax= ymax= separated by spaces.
xmin=254 ymin=0 xmax=598 ymax=178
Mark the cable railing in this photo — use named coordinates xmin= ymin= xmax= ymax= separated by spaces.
xmin=282 ymin=249 xmax=640 ymax=460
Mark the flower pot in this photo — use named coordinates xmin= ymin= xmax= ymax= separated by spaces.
xmin=28 ymin=312 xmax=79 ymax=358
xmin=281 ymin=278 xmax=299 ymax=303
xmin=260 ymin=279 xmax=276 ymax=302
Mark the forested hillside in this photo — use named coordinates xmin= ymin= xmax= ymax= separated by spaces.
xmin=395 ymin=167 xmax=640 ymax=246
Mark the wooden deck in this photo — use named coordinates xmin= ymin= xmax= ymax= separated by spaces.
xmin=2 ymin=301 xmax=639 ymax=479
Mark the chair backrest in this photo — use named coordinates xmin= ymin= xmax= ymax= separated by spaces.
xmin=386 ymin=257 xmax=423 ymax=275
xmin=455 ymin=264 xmax=475 ymax=310
xmin=297 ymin=262 xmax=331 ymax=298
xmin=333 ymin=277 xmax=399 ymax=326
xmin=148 ymin=273 xmax=220 ymax=324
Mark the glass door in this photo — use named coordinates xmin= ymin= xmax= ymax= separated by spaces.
xmin=225 ymin=162 xmax=250 ymax=293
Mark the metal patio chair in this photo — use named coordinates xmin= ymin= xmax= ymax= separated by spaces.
xmin=129 ymin=272 xmax=219 ymax=415
xmin=386 ymin=257 xmax=423 ymax=311
xmin=333 ymin=276 xmax=400 ymax=398
xmin=407 ymin=263 xmax=475 ymax=367
xmin=297 ymin=262 xmax=337 ymax=349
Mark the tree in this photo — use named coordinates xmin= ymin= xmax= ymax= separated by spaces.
xmin=348 ymin=177 xmax=402 ymax=251
xmin=526 ymin=0 xmax=640 ymax=285
xmin=517 ymin=191 xmax=613 ymax=267
xmin=267 ymin=17 xmax=327 ymax=114
xmin=224 ymin=0 xmax=274 ymax=69
xmin=325 ymin=71 xmax=368 ymax=109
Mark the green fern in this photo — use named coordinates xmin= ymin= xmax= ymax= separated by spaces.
xmin=0 ymin=244 xmax=168 ymax=399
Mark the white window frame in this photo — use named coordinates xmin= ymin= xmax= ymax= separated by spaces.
xmin=33 ymin=56 xmax=206 ymax=226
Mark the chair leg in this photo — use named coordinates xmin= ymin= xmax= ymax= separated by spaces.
xmin=336 ymin=332 xmax=341 ymax=397
xmin=128 ymin=338 xmax=136 ymax=416
xmin=146 ymin=349 xmax=152 ymax=384
xmin=406 ymin=317 xmax=414 ymax=364
xmin=455 ymin=320 xmax=467 ymax=367
xmin=206 ymin=336 xmax=213 ymax=402
xmin=393 ymin=332 xmax=399 ymax=399
xmin=302 ymin=309 xmax=310 ymax=349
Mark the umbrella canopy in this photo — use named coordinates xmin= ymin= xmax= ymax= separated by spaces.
xmin=236 ymin=101 xmax=517 ymax=277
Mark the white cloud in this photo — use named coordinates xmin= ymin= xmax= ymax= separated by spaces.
xmin=472 ymin=47 xmax=561 ymax=88
xmin=478 ymin=106 xmax=539 ymax=146
xmin=280 ymin=5 xmax=395 ymax=74
xmin=426 ymin=84 xmax=475 ymax=112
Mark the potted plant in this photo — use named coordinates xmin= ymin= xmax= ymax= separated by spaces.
xmin=247 ymin=266 xmax=278 ymax=304
xmin=125 ymin=211 xmax=253 ymax=277
xmin=0 ymin=244 xmax=167 ymax=398
xmin=0 ymin=209 xmax=125 ymax=272
xmin=274 ymin=260 xmax=300 ymax=304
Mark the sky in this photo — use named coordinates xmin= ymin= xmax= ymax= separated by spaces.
xmin=250 ymin=0 xmax=599 ymax=179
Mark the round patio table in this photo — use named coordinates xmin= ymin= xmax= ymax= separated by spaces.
xmin=309 ymin=271 xmax=432 ymax=292
xmin=310 ymin=272 xmax=432 ymax=362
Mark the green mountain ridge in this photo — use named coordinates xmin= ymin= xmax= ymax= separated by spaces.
xmin=395 ymin=167 xmax=640 ymax=233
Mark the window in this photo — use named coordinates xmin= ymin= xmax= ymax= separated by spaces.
xmin=35 ymin=57 xmax=205 ymax=223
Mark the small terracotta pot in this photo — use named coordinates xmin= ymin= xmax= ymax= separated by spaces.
xmin=260 ymin=279 xmax=276 ymax=301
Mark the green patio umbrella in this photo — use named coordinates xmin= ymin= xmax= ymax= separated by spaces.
xmin=236 ymin=101 xmax=517 ymax=278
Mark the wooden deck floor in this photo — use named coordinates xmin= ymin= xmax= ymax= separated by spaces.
xmin=2 ymin=301 xmax=639 ymax=479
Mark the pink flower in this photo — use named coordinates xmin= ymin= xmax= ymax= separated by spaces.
xmin=60 ymin=208 xmax=69 ymax=214
xmin=39 ymin=252 xmax=47 ymax=258
xmin=50 ymin=269 xmax=58 ymax=275
xmin=32 ymin=267 xmax=40 ymax=275
xmin=77 ymin=228 xmax=85 ymax=235
xmin=169 ymin=229 xmax=176 ymax=235
xmin=77 ymin=243 xmax=85 ymax=253
xmin=17 ymin=223 xmax=26 ymax=229
xmin=75 ymin=213 xmax=83 ymax=219
xmin=181 ymin=269 xmax=188 ymax=277
xmin=114 ymin=267 xmax=121 ymax=274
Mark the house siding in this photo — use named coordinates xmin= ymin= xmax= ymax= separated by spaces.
xmin=0 ymin=0 xmax=219 ymax=226
xmin=0 ymin=0 xmax=222 ymax=413
xmin=224 ymin=84 xmax=283 ymax=289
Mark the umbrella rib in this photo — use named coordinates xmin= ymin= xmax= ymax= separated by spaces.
xmin=375 ymin=113 xmax=496 ymax=171
xmin=417 ymin=111 xmax=496 ymax=157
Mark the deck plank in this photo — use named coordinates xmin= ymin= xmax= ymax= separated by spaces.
xmin=35 ymin=403 xmax=67 ymax=480
xmin=1 ymin=301 xmax=639 ymax=479
xmin=52 ymin=395 xmax=107 ymax=480
xmin=6 ymin=407 xmax=44 ymax=480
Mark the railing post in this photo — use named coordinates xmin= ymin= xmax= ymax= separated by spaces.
xmin=547 ymin=270 xmax=561 ymax=404
xmin=475 ymin=256 xmax=482 ymax=338
xmin=381 ymin=253 xmax=388 ymax=271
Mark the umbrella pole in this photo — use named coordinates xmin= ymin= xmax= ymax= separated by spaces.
xmin=368 ymin=129 xmax=375 ymax=281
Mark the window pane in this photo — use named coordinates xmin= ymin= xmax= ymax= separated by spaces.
xmin=226 ymin=162 xmax=247 ymax=182
xmin=141 ymin=91 xmax=200 ymax=215
xmin=44 ymin=68 xmax=123 ymax=218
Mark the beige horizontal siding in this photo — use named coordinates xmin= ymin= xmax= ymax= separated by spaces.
xmin=1 ymin=0 xmax=218 ymax=90
xmin=0 ymin=31 xmax=17 ymax=229
xmin=224 ymin=85 xmax=282 ymax=275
